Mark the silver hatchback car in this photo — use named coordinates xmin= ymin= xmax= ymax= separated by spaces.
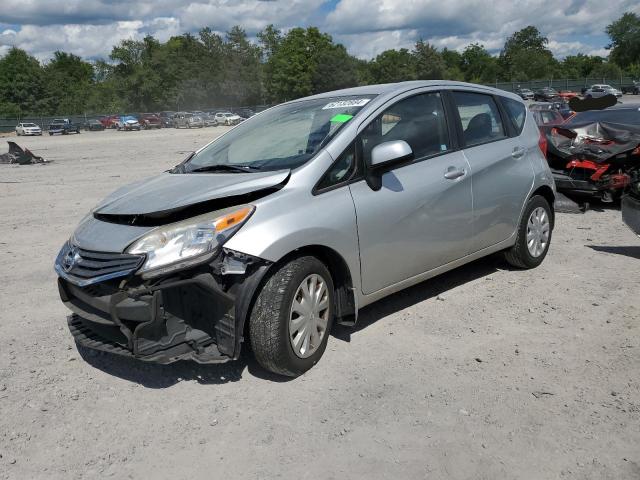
xmin=55 ymin=81 xmax=555 ymax=376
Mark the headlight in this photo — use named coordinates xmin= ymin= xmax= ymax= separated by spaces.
xmin=126 ymin=205 xmax=254 ymax=276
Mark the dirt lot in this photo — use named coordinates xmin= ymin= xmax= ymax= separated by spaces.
xmin=0 ymin=127 xmax=639 ymax=480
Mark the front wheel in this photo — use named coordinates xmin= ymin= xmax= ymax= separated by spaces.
xmin=504 ymin=195 xmax=553 ymax=269
xmin=249 ymin=256 xmax=334 ymax=377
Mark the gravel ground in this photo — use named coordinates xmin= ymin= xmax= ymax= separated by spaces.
xmin=0 ymin=127 xmax=639 ymax=480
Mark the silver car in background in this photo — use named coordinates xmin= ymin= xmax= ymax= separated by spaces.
xmin=584 ymin=84 xmax=623 ymax=98
xmin=16 ymin=122 xmax=42 ymax=136
xmin=55 ymin=81 xmax=555 ymax=377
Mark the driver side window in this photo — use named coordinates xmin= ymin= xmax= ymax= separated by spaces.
xmin=360 ymin=92 xmax=450 ymax=165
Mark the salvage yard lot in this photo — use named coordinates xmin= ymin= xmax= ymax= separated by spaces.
xmin=1 ymin=127 xmax=639 ymax=479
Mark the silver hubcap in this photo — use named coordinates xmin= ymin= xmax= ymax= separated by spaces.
xmin=526 ymin=206 xmax=550 ymax=258
xmin=289 ymin=274 xmax=330 ymax=358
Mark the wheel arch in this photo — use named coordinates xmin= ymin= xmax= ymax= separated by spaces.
xmin=530 ymin=184 xmax=555 ymax=227
xmin=271 ymin=245 xmax=357 ymax=326
xmin=235 ymin=244 xmax=357 ymax=359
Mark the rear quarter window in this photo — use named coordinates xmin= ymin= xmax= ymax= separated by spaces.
xmin=500 ymin=97 xmax=526 ymax=134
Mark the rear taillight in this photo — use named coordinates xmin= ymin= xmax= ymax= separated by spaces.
xmin=538 ymin=130 xmax=548 ymax=158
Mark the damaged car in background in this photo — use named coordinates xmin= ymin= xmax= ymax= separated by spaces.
xmin=542 ymin=107 xmax=640 ymax=203
xmin=55 ymin=81 xmax=555 ymax=377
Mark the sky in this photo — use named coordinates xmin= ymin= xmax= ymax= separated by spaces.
xmin=0 ymin=0 xmax=639 ymax=62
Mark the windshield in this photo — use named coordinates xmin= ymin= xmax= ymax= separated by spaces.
xmin=23 ymin=123 xmax=37 ymax=127
xmin=185 ymin=95 xmax=375 ymax=173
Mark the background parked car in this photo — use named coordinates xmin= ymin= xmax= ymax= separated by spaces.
xmin=138 ymin=113 xmax=162 ymax=129
xmin=116 ymin=115 xmax=141 ymax=131
xmin=49 ymin=119 xmax=80 ymax=135
xmin=83 ymin=119 xmax=105 ymax=131
xmin=556 ymin=90 xmax=578 ymax=100
xmin=534 ymin=87 xmax=560 ymax=101
xmin=173 ymin=112 xmax=204 ymax=128
xmin=621 ymin=80 xmax=639 ymax=95
xmin=15 ymin=122 xmax=42 ymax=136
xmin=100 ymin=115 xmax=120 ymax=129
xmin=583 ymin=84 xmax=622 ymax=98
xmin=214 ymin=111 xmax=242 ymax=125
xmin=202 ymin=113 xmax=218 ymax=127
xmin=529 ymin=103 xmax=567 ymax=126
xmin=231 ymin=107 xmax=256 ymax=119
xmin=158 ymin=111 xmax=175 ymax=128
xmin=515 ymin=88 xmax=534 ymax=100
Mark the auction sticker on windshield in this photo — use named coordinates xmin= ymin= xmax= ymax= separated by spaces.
xmin=322 ymin=99 xmax=371 ymax=110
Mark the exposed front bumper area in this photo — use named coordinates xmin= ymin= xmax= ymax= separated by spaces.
xmin=57 ymin=248 xmax=271 ymax=365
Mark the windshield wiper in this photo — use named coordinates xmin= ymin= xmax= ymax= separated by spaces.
xmin=188 ymin=164 xmax=261 ymax=173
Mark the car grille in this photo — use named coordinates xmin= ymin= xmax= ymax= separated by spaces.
xmin=56 ymin=243 xmax=144 ymax=286
xmin=69 ymin=248 xmax=143 ymax=278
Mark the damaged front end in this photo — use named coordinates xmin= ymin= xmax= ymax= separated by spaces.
xmin=54 ymin=168 xmax=292 ymax=364
xmin=56 ymin=243 xmax=271 ymax=364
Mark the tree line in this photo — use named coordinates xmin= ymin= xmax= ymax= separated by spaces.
xmin=1 ymin=12 xmax=639 ymax=117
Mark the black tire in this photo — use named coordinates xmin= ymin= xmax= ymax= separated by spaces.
xmin=249 ymin=256 xmax=335 ymax=377
xmin=504 ymin=195 xmax=553 ymax=269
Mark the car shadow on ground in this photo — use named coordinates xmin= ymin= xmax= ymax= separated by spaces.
xmin=78 ymin=343 xmax=292 ymax=387
xmin=78 ymin=253 xmax=510 ymax=387
xmin=332 ymin=253 xmax=506 ymax=341
xmin=586 ymin=245 xmax=640 ymax=260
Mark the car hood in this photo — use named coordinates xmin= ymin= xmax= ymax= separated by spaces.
xmin=93 ymin=169 xmax=291 ymax=217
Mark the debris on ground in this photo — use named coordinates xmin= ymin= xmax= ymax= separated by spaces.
xmin=0 ymin=141 xmax=49 ymax=165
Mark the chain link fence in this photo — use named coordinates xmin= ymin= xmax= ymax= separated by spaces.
xmin=487 ymin=76 xmax=638 ymax=93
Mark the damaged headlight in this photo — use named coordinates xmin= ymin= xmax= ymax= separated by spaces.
xmin=127 ymin=205 xmax=254 ymax=277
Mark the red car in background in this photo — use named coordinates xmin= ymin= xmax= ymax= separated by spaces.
xmin=139 ymin=113 xmax=162 ymax=129
xmin=100 ymin=115 xmax=120 ymax=129
xmin=557 ymin=90 xmax=578 ymax=100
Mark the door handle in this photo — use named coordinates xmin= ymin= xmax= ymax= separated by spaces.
xmin=512 ymin=147 xmax=526 ymax=159
xmin=444 ymin=166 xmax=466 ymax=180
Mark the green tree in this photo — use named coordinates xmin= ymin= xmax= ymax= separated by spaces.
xmin=43 ymin=51 xmax=94 ymax=114
xmin=369 ymin=48 xmax=417 ymax=83
xmin=221 ymin=26 xmax=262 ymax=106
xmin=606 ymin=12 xmax=640 ymax=69
xmin=499 ymin=26 xmax=556 ymax=80
xmin=265 ymin=27 xmax=357 ymax=102
xmin=413 ymin=40 xmax=446 ymax=79
xmin=460 ymin=43 xmax=498 ymax=82
xmin=0 ymin=47 xmax=46 ymax=116
xmin=441 ymin=48 xmax=464 ymax=80
xmin=561 ymin=54 xmax=604 ymax=78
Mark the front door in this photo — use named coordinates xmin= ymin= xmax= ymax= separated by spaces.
xmin=349 ymin=91 xmax=473 ymax=295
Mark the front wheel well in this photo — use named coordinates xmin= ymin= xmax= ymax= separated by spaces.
xmin=271 ymin=245 xmax=356 ymax=326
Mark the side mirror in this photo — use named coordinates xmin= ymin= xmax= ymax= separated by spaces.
xmin=366 ymin=140 xmax=413 ymax=191
xmin=370 ymin=140 xmax=413 ymax=169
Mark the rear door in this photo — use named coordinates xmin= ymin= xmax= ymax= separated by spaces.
xmin=348 ymin=91 xmax=473 ymax=294
xmin=450 ymin=91 xmax=533 ymax=252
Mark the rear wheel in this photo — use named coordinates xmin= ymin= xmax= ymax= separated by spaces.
xmin=249 ymin=256 xmax=334 ymax=377
xmin=504 ymin=195 xmax=553 ymax=269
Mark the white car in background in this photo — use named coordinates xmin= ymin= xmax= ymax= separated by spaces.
xmin=214 ymin=112 xmax=242 ymax=126
xmin=584 ymin=84 xmax=623 ymax=98
xmin=16 ymin=122 xmax=43 ymax=136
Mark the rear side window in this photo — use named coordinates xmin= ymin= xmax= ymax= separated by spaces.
xmin=501 ymin=97 xmax=526 ymax=134
xmin=360 ymin=92 xmax=450 ymax=164
xmin=452 ymin=92 xmax=506 ymax=147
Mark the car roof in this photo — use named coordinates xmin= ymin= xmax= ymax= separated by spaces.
xmin=291 ymin=80 xmax=519 ymax=102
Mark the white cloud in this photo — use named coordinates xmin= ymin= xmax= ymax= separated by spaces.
xmin=0 ymin=0 xmax=638 ymax=60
